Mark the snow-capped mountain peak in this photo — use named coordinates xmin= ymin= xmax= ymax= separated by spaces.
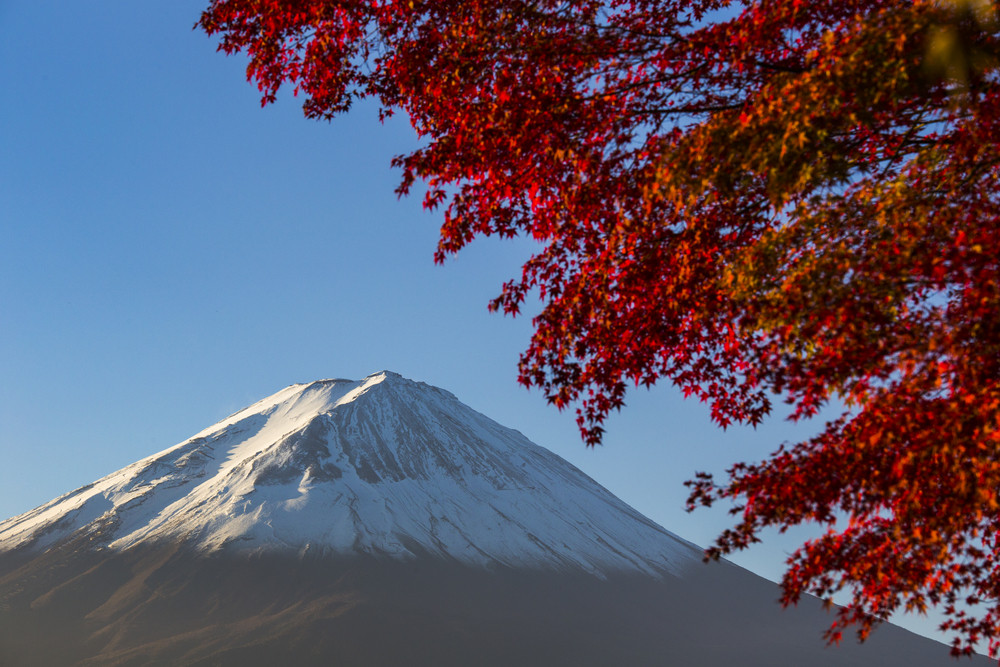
xmin=0 ymin=372 xmax=698 ymax=577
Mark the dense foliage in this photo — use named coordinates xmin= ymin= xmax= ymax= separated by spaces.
xmin=199 ymin=0 xmax=1000 ymax=656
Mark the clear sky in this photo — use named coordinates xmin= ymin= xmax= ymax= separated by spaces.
xmin=0 ymin=0 xmax=949 ymax=648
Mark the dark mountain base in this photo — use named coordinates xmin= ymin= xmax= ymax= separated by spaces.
xmin=0 ymin=543 xmax=986 ymax=666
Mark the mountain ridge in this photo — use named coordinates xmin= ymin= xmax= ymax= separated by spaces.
xmin=0 ymin=371 xmax=697 ymax=577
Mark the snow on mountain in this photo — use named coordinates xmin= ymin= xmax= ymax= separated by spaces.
xmin=0 ymin=372 xmax=699 ymax=577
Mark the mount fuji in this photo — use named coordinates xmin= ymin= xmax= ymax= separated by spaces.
xmin=0 ymin=372 xmax=986 ymax=665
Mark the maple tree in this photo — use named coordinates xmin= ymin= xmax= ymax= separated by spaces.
xmin=199 ymin=0 xmax=1000 ymax=656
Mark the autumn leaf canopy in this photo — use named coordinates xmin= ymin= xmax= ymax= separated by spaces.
xmin=199 ymin=0 xmax=1000 ymax=656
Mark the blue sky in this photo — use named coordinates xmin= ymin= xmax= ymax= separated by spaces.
xmin=0 ymin=0 xmax=948 ymax=646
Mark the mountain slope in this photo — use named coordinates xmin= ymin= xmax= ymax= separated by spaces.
xmin=3 ymin=543 xmax=989 ymax=667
